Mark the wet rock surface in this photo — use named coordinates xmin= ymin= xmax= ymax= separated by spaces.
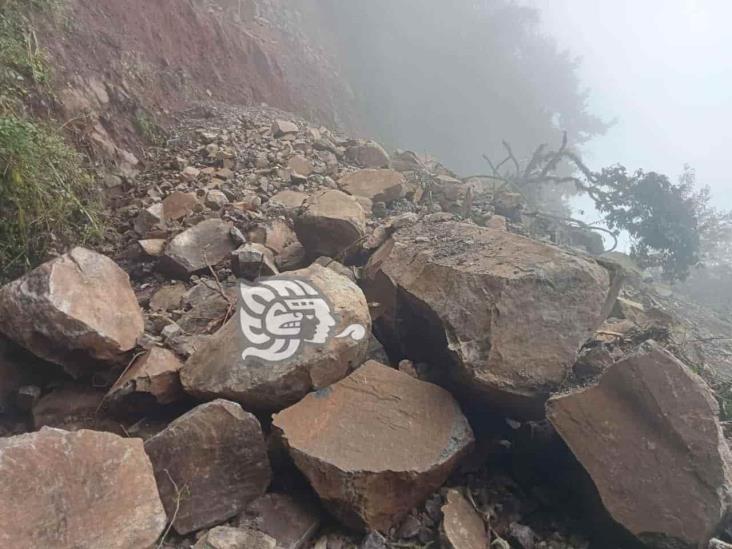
xmin=273 ymin=361 xmax=474 ymax=531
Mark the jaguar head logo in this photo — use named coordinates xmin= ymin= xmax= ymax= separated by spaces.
xmin=239 ymin=278 xmax=364 ymax=363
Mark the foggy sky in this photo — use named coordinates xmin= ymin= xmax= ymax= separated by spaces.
xmin=527 ymin=0 xmax=732 ymax=210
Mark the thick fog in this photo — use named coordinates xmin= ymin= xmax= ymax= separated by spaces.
xmin=320 ymin=0 xmax=731 ymax=212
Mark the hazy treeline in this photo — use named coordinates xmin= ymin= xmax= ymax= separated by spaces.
xmin=318 ymin=0 xmax=608 ymax=175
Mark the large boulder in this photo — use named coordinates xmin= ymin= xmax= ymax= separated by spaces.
xmin=363 ymin=220 xmax=619 ymax=415
xmin=144 ymin=399 xmax=271 ymax=535
xmin=0 ymin=247 xmax=144 ymax=376
xmin=0 ymin=427 xmax=166 ymax=548
xmin=294 ymin=190 xmax=367 ymax=259
xmin=162 ymin=218 xmax=236 ymax=278
xmin=181 ymin=264 xmax=370 ymax=412
xmin=547 ymin=342 xmax=732 ymax=549
xmin=338 ymin=169 xmax=407 ymax=204
xmin=272 ymin=361 xmax=474 ymax=532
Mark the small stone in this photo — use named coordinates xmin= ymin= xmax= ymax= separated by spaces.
xmin=138 ymin=238 xmax=167 ymax=257
xmin=193 ymin=526 xmax=276 ymax=549
xmin=237 ymin=493 xmax=321 ymax=549
xmin=205 ymin=189 xmax=230 ymax=209
xmin=150 ymin=282 xmax=187 ymax=312
xmin=134 ymin=203 xmax=166 ymax=236
xmin=161 ymin=219 xmax=237 ymax=278
xmin=272 ymin=120 xmax=299 ymax=138
xmin=231 ymin=243 xmax=279 ymax=280
xmin=181 ymin=165 xmax=201 ymax=180
xmin=162 ymin=191 xmax=200 ymax=221
xmin=288 ymin=155 xmax=313 ymax=179
xmin=508 ymin=523 xmax=536 ymax=549
xmin=441 ymin=490 xmax=488 ymax=549
xmin=269 ymin=190 xmax=308 ymax=211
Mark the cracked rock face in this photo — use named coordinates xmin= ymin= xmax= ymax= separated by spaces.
xmin=363 ymin=220 xmax=619 ymax=415
xmin=181 ymin=264 xmax=370 ymax=412
xmin=0 ymin=427 xmax=166 ymax=548
xmin=547 ymin=342 xmax=732 ymax=549
xmin=273 ymin=361 xmax=474 ymax=532
xmin=0 ymin=247 xmax=144 ymax=376
xmin=144 ymin=399 xmax=271 ymax=535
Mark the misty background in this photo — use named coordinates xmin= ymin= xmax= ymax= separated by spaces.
xmin=317 ymin=0 xmax=731 ymax=214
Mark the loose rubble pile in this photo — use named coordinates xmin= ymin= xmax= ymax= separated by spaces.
xmin=1 ymin=103 xmax=731 ymax=549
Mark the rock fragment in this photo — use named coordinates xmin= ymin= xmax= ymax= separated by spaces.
xmin=272 ymin=119 xmax=299 ymax=137
xmin=547 ymin=342 xmax=732 ymax=548
xmin=194 ymin=526 xmax=276 ymax=549
xmin=346 ymin=141 xmax=390 ymax=168
xmin=162 ymin=218 xmax=236 ymax=277
xmin=269 ymin=190 xmax=308 ymax=211
xmin=182 ymin=264 xmax=370 ymax=411
xmin=273 ymin=361 xmax=474 ymax=531
xmin=339 ymin=169 xmax=406 ymax=203
xmin=138 ymin=238 xmax=167 ymax=257
xmin=231 ymin=243 xmax=279 ymax=280
xmin=0 ymin=248 xmax=144 ymax=376
xmin=363 ymin=221 xmax=619 ymax=415
xmin=144 ymin=399 xmax=271 ymax=534
xmin=134 ymin=203 xmax=166 ymax=236
xmin=294 ymin=190 xmax=367 ymax=259
xmin=104 ymin=346 xmax=184 ymax=414
xmin=440 ymin=489 xmax=488 ymax=549
xmin=162 ymin=191 xmax=200 ymax=221
xmin=0 ymin=428 xmax=166 ymax=548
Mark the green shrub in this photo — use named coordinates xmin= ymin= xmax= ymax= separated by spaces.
xmin=0 ymin=115 xmax=100 ymax=282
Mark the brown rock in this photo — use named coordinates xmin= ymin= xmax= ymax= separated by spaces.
xmin=162 ymin=191 xmax=200 ymax=221
xmin=248 ymin=219 xmax=299 ymax=256
xmin=294 ymin=190 xmax=367 ymax=259
xmin=145 ymin=399 xmax=271 ymax=534
xmin=205 ymin=189 xmax=230 ymax=209
xmin=547 ymin=341 xmax=732 ymax=548
xmin=288 ymin=155 xmax=314 ymax=178
xmin=32 ymin=384 xmax=118 ymax=432
xmin=272 ymin=361 xmax=474 ymax=531
xmin=339 ymin=169 xmax=406 ymax=204
xmin=269 ymin=190 xmax=309 ymax=211
xmin=0 ymin=248 xmax=144 ymax=376
xmin=162 ymin=219 xmax=236 ymax=277
xmin=441 ymin=489 xmax=488 ymax=549
xmin=138 ymin=238 xmax=167 ymax=257
xmin=134 ymin=202 xmax=166 ymax=236
xmin=181 ymin=165 xmax=201 ymax=180
xmin=231 ymin=243 xmax=279 ymax=280
xmin=0 ymin=428 xmax=166 ymax=548
xmin=363 ymin=221 xmax=619 ymax=415
xmin=346 ymin=141 xmax=390 ymax=168
xmin=272 ymin=120 xmax=299 ymax=137
xmin=104 ymin=347 xmax=184 ymax=414
xmin=181 ymin=264 xmax=370 ymax=412
xmin=194 ymin=526 xmax=276 ymax=549
xmin=150 ymin=282 xmax=187 ymax=312
xmin=237 ymin=493 xmax=321 ymax=549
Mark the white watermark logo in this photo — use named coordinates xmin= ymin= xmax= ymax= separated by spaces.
xmin=239 ymin=278 xmax=366 ymax=362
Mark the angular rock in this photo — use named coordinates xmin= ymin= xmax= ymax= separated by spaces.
xmin=104 ymin=346 xmax=184 ymax=414
xmin=138 ymin=238 xmax=167 ymax=257
xmin=0 ymin=428 xmax=166 ymax=548
xmin=162 ymin=191 xmax=200 ymax=221
xmin=162 ymin=218 xmax=236 ymax=277
xmin=144 ymin=399 xmax=271 ymax=535
xmin=181 ymin=264 xmax=370 ymax=412
xmin=339 ymin=169 xmax=406 ymax=204
xmin=181 ymin=165 xmax=201 ymax=180
xmin=237 ymin=493 xmax=321 ymax=549
xmin=346 ymin=141 xmax=390 ymax=168
xmin=0 ymin=248 xmax=144 ymax=376
xmin=231 ymin=243 xmax=279 ymax=280
xmin=248 ymin=219 xmax=299 ymax=256
xmin=194 ymin=526 xmax=276 ymax=549
xmin=294 ymin=190 xmax=367 ymax=259
xmin=134 ymin=202 xmax=166 ymax=236
xmin=441 ymin=489 xmax=488 ymax=549
xmin=547 ymin=342 xmax=732 ymax=548
xmin=205 ymin=189 xmax=230 ymax=209
xmin=272 ymin=361 xmax=474 ymax=531
xmin=363 ymin=221 xmax=619 ymax=415
xmin=272 ymin=119 xmax=299 ymax=137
